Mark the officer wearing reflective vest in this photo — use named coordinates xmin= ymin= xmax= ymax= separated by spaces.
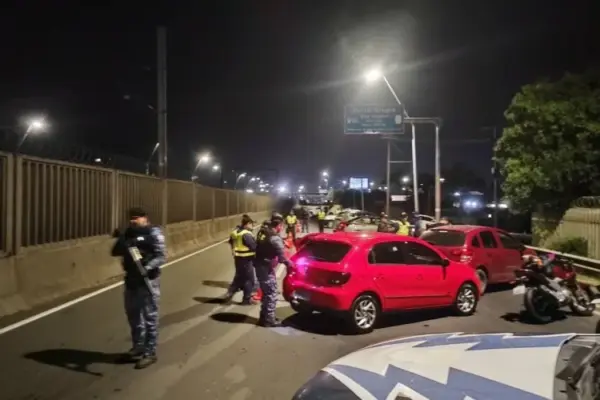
xmin=111 ymin=207 xmax=165 ymax=369
xmin=396 ymin=212 xmax=411 ymax=236
xmin=254 ymin=213 xmax=293 ymax=327
xmin=224 ymin=214 xmax=257 ymax=305
xmin=316 ymin=208 xmax=326 ymax=233
xmin=285 ymin=210 xmax=298 ymax=242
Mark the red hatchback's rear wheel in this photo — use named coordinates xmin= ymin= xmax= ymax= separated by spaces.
xmin=348 ymin=294 xmax=380 ymax=334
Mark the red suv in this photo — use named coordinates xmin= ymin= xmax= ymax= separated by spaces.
xmin=283 ymin=231 xmax=482 ymax=334
xmin=420 ymin=225 xmax=534 ymax=293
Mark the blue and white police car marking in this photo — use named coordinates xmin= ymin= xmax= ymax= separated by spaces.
xmin=323 ymin=333 xmax=574 ymax=400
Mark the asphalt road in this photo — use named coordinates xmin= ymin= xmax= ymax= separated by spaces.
xmin=0 ymin=227 xmax=598 ymax=400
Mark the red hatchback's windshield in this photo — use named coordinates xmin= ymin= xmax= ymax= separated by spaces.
xmin=294 ymin=240 xmax=352 ymax=263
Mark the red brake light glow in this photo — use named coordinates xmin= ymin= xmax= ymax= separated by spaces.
xmin=451 ymin=248 xmax=473 ymax=263
xmin=307 ymin=269 xmax=351 ymax=287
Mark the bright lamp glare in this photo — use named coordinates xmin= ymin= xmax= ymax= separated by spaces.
xmin=365 ymin=69 xmax=382 ymax=83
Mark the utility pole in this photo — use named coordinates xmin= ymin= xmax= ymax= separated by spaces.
xmin=491 ymin=126 xmax=498 ymax=227
xmin=157 ymin=26 xmax=168 ymax=225
xmin=482 ymin=126 xmax=499 ymax=227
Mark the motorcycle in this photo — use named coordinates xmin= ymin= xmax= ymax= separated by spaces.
xmin=512 ymin=253 xmax=596 ymax=323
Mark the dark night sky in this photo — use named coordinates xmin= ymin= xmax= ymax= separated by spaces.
xmin=1 ymin=0 xmax=599 ymax=188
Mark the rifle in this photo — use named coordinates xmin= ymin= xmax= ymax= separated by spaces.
xmin=113 ymin=228 xmax=157 ymax=296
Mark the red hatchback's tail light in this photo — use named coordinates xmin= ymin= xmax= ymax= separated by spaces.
xmin=451 ymin=248 xmax=473 ymax=263
xmin=307 ymin=269 xmax=351 ymax=287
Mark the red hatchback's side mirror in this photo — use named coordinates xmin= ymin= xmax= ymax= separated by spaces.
xmin=441 ymin=258 xmax=450 ymax=267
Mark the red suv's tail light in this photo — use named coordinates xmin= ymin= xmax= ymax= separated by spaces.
xmin=451 ymin=248 xmax=473 ymax=263
xmin=307 ymin=269 xmax=351 ymax=286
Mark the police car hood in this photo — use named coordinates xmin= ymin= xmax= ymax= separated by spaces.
xmin=320 ymin=332 xmax=575 ymax=399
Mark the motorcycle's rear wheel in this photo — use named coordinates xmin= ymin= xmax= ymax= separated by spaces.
xmin=524 ymin=287 xmax=554 ymax=323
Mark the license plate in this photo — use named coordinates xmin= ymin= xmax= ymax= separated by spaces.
xmin=294 ymin=290 xmax=311 ymax=302
xmin=512 ymin=285 xmax=526 ymax=295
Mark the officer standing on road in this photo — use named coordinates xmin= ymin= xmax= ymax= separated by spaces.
xmin=285 ymin=210 xmax=298 ymax=242
xmin=396 ymin=212 xmax=411 ymax=236
xmin=254 ymin=213 xmax=293 ymax=327
xmin=111 ymin=207 xmax=165 ymax=369
xmin=224 ymin=214 xmax=258 ymax=305
xmin=316 ymin=208 xmax=326 ymax=233
xmin=299 ymin=207 xmax=309 ymax=233
xmin=377 ymin=213 xmax=398 ymax=233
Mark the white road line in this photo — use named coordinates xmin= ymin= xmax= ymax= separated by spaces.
xmin=0 ymin=238 xmax=229 ymax=336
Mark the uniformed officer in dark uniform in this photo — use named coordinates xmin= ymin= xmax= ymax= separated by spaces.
xmin=111 ymin=207 xmax=166 ymax=369
xmin=254 ymin=213 xmax=293 ymax=327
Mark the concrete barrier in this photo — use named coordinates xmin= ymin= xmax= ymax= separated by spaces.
xmin=0 ymin=211 xmax=270 ymax=318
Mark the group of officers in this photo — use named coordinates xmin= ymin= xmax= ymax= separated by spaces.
xmin=110 ymin=208 xmax=296 ymax=371
xmin=109 ymin=205 xmax=449 ymax=370
xmin=225 ymin=212 xmax=294 ymax=328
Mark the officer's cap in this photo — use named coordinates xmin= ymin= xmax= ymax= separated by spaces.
xmin=271 ymin=213 xmax=284 ymax=223
xmin=129 ymin=207 xmax=147 ymax=219
xmin=241 ymin=214 xmax=254 ymax=226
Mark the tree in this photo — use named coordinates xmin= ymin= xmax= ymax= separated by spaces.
xmin=495 ymin=69 xmax=600 ymax=212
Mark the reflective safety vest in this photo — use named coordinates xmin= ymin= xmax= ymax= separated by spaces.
xmin=232 ymin=229 xmax=255 ymax=257
xmin=286 ymin=215 xmax=297 ymax=225
xmin=317 ymin=211 xmax=326 ymax=220
xmin=396 ymin=221 xmax=410 ymax=236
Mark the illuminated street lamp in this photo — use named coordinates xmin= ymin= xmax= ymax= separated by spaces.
xmin=245 ymin=177 xmax=258 ymax=189
xmin=212 ymin=164 xmax=220 ymax=171
xmin=198 ymin=152 xmax=211 ymax=164
xmin=321 ymin=170 xmax=329 ymax=178
xmin=234 ymin=172 xmax=247 ymax=189
xmin=17 ymin=116 xmax=48 ymax=152
xmin=364 ymin=68 xmax=383 ymax=83
xmin=402 ymin=176 xmax=410 ymax=183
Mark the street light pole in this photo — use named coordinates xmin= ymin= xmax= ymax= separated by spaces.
xmin=380 ymin=75 xmax=419 ymax=214
xmin=434 ymin=123 xmax=441 ymax=220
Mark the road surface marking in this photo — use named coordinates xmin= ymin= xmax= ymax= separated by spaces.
xmin=110 ymin=265 xmax=286 ymax=400
xmin=0 ymin=238 xmax=230 ymax=336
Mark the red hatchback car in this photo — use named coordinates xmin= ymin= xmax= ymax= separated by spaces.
xmin=283 ymin=231 xmax=482 ymax=334
xmin=420 ymin=225 xmax=534 ymax=293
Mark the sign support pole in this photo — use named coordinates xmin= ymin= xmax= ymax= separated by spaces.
xmin=385 ymin=138 xmax=391 ymax=216
xmin=411 ymin=123 xmax=419 ymax=213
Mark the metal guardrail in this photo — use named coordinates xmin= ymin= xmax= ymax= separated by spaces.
xmin=526 ymin=245 xmax=600 ymax=275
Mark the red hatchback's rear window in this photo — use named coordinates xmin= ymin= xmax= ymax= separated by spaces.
xmin=295 ymin=240 xmax=352 ymax=263
xmin=420 ymin=230 xmax=466 ymax=246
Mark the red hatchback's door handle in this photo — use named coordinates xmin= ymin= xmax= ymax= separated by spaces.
xmin=375 ymin=274 xmax=385 ymax=280
xmin=417 ymin=274 xmax=423 ymax=280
